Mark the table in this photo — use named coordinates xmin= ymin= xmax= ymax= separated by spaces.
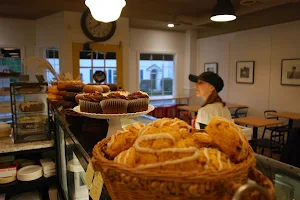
xmin=234 ymin=116 xmax=284 ymax=152
xmin=177 ymin=103 xmax=248 ymax=115
xmin=226 ymin=103 xmax=248 ymax=109
xmin=268 ymin=112 xmax=300 ymax=130
xmin=150 ymin=96 xmax=191 ymax=104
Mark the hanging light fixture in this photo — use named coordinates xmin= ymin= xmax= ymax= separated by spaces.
xmin=210 ymin=0 xmax=236 ymax=22
xmin=85 ymin=0 xmax=126 ymax=23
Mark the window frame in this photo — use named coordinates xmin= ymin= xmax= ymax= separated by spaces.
xmin=43 ymin=46 xmax=60 ymax=82
xmin=138 ymin=51 xmax=177 ymax=98
xmin=73 ymin=43 xmax=123 ymax=88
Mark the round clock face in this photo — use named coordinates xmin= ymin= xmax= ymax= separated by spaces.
xmin=81 ymin=10 xmax=116 ymax=42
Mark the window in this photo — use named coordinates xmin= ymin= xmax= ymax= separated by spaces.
xmin=44 ymin=47 xmax=59 ymax=82
xmin=0 ymin=47 xmax=22 ymax=102
xmin=79 ymin=51 xmax=117 ymax=84
xmin=139 ymin=53 xmax=174 ymax=97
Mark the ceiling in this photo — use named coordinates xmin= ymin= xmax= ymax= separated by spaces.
xmin=0 ymin=0 xmax=299 ymax=38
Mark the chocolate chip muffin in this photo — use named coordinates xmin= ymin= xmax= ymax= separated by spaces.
xmin=127 ymin=92 xmax=149 ymax=113
xmin=79 ymin=93 xmax=103 ymax=113
xmin=100 ymin=93 xmax=128 ymax=114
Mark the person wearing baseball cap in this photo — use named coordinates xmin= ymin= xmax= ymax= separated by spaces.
xmin=189 ymin=71 xmax=231 ymax=129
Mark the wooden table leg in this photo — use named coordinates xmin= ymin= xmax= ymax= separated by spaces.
xmin=252 ymin=126 xmax=258 ymax=152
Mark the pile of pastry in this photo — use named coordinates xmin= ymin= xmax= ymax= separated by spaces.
xmin=100 ymin=117 xmax=253 ymax=172
xmin=78 ymin=91 xmax=149 ymax=114
xmin=47 ymin=79 xmax=118 ymax=109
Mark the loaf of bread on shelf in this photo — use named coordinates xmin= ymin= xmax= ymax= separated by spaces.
xmin=19 ymin=101 xmax=45 ymax=112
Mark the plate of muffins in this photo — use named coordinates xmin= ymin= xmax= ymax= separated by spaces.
xmin=73 ymin=91 xmax=154 ymax=119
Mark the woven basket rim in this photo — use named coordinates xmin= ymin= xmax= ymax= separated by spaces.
xmin=92 ymin=138 xmax=256 ymax=179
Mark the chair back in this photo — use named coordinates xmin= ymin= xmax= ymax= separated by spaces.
xmin=264 ymin=110 xmax=278 ymax=120
xmin=233 ymin=107 xmax=248 ymax=118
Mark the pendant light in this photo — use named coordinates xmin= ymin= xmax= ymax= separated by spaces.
xmin=210 ymin=0 xmax=236 ymax=22
xmin=85 ymin=0 xmax=126 ymax=23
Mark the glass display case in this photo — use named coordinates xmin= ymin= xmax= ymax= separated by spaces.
xmin=54 ymin=109 xmax=300 ymax=200
xmin=10 ymin=82 xmax=51 ymax=143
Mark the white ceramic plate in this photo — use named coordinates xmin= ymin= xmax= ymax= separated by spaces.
xmin=73 ymin=104 xmax=155 ymax=119
xmin=17 ymin=165 xmax=43 ymax=181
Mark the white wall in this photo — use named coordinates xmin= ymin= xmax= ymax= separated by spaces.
xmin=35 ymin=12 xmax=130 ymax=88
xmin=0 ymin=17 xmax=36 ymax=112
xmin=197 ymin=20 xmax=300 ymax=117
xmin=129 ymin=28 xmax=187 ymax=96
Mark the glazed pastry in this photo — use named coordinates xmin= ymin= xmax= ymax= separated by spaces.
xmin=47 ymin=93 xmax=63 ymax=100
xmin=205 ymin=117 xmax=251 ymax=162
xmin=65 ymin=84 xmax=84 ymax=92
xmin=57 ymin=80 xmax=85 ymax=91
xmin=145 ymin=118 xmax=192 ymax=134
xmin=100 ymin=85 xmax=110 ymax=93
xmin=114 ymin=132 xmax=233 ymax=172
xmin=83 ymin=85 xmax=103 ymax=93
xmin=103 ymin=122 xmax=144 ymax=159
xmin=19 ymin=101 xmax=45 ymax=112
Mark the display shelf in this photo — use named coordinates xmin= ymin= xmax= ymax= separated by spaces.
xmin=10 ymin=82 xmax=50 ymax=143
xmin=0 ymin=138 xmax=54 ymax=157
xmin=0 ymin=175 xmax=56 ymax=194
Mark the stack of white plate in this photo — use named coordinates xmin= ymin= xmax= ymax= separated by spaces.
xmin=17 ymin=165 xmax=42 ymax=181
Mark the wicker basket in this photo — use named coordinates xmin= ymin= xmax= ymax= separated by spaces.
xmin=92 ymin=138 xmax=275 ymax=200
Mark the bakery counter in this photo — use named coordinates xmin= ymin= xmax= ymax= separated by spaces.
xmin=53 ymin=109 xmax=300 ymax=200
xmin=0 ymin=137 xmax=54 ymax=156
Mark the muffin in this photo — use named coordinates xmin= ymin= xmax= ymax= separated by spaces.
xmin=75 ymin=93 xmax=85 ymax=103
xmin=79 ymin=93 xmax=103 ymax=113
xmin=127 ymin=92 xmax=149 ymax=113
xmin=100 ymin=93 xmax=128 ymax=114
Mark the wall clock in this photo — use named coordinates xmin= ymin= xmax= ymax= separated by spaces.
xmin=81 ymin=9 xmax=116 ymax=42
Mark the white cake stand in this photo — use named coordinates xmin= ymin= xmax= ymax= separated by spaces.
xmin=73 ymin=105 xmax=154 ymax=138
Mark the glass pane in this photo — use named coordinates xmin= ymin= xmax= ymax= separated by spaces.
xmin=80 ymin=50 xmax=92 ymax=67
xmin=92 ymin=51 xmax=104 ymax=67
xmin=140 ymin=53 xmax=151 ymax=60
xmin=93 ymin=68 xmax=116 ymax=84
xmin=105 ymin=52 xmax=117 ymax=68
xmin=80 ymin=68 xmax=93 ymax=84
xmin=44 ymin=47 xmax=59 ymax=82
xmin=139 ymin=54 xmax=174 ymax=97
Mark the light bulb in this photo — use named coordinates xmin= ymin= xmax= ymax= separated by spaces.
xmin=167 ymin=23 xmax=175 ymax=28
xmin=210 ymin=15 xmax=236 ymax=22
xmin=85 ymin=0 xmax=126 ymax=23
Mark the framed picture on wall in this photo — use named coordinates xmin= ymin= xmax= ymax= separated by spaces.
xmin=236 ymin=61 xmax=255 ymax=84
xmin=281 ymin=58 xmax=300 ymax=86
xmin=204 ymin=62 xmax=218 ymax=74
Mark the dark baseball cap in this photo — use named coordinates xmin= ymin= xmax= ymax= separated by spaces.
xmin=189 ymin=72 xmax=224 ymax=93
